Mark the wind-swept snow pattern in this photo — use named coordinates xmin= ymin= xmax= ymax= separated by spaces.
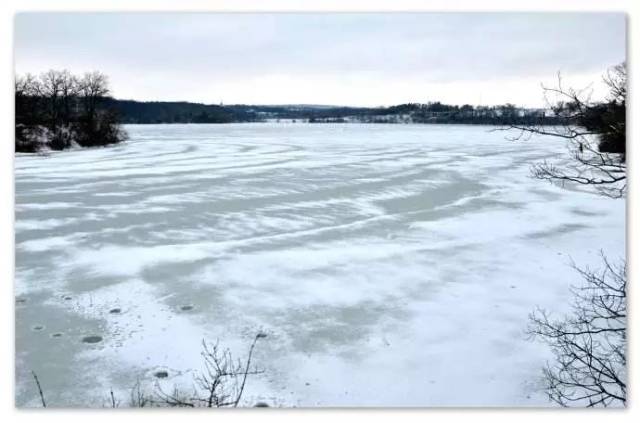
xmin=15 ymin=123 xmax=625 ymax=407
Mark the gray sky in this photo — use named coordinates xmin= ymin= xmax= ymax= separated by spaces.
xmin=14 ymin=12 xmax=626 ymax=107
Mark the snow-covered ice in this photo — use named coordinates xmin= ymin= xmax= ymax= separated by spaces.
xmin=14 ymin=123 xmax=625 ymax=407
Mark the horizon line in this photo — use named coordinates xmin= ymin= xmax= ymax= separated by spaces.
xmin=110 ymin=97 xmax=550 ymax=110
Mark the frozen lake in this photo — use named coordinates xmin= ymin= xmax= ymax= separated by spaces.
xmin=15 ymin=123 xmax=625 ymax=407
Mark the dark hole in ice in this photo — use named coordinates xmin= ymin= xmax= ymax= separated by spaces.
xmin=51 ymin=333 xmax=63 ymax=338
xmin=154 ymin=371 xmax=169 ymax=378
xmin=16 ymin=298 xmax=26 ymax=304
xmin=109 ymin=308 xmax=121 ymax=314
xmin=82 ymin=335 xmax=103 ymax=344
xmin=254 ymin=402 xmax=269 ymax=407
xmin=32 ymin=325 xmax=44 ymax=331
xmin=180 ymin=305 xmax=194 ymax=311
xmin=64 ymin=296 xmax=73 ymax=301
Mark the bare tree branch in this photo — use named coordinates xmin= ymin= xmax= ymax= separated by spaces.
xmin=498 ymin=63 xmax=626 ymax=198
xmin=527 ymin=255 xmax=626 ymax=407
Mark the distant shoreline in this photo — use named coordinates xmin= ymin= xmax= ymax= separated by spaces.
xmin=107 ymin=98 xmax=562 ymax=126
xmin=117 ymin=120 xmax=562 ymax=127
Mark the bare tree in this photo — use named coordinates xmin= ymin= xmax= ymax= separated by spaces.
xmin=153 ymin=333 xmax=266 ymax=408
xmin=59 ymin=70 xmax=79 ymax=125
xmin=527 ymin=255 xmax=626 ymax=407
xmin=15 ymin=73 xmax=45 ymax=151
xmin=39 ymin=70 xmax=65 ymax=132
xmin=15 ymin=73 xmax=40 ymax=100
xmin=78 ymin=71 xmax=110 ymax=124
xmin=128 ymin=379 xmax=151 ymax=408
xmin=119 ymin=333 xmax=267 ymax=408
xmin=502 ymin=62 xmax=626 ymax=198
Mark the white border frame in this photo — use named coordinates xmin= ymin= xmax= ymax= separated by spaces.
xmin=2 ymin=1 xmax=637 ymax=423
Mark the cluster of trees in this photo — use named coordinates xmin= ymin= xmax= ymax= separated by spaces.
xmin=15 ymin=70 xmax=126 ymax=152
xmin=106 ymin=99 xmax=236 ymax=124
xmin=557 ymin=63 xmax=625 ymax=159
xmin=508 ymin=62 xmax=626 ymax=198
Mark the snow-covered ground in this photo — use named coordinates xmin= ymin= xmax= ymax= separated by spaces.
xmin=14 ymin=123 xmax=625 ymax=407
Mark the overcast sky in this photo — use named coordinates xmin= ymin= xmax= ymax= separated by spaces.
xmin=14 ymin=13 xmax=626 ymax=107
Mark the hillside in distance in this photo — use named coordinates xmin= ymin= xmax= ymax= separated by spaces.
xmin=106 ymin=99 xmax=561 ymax=126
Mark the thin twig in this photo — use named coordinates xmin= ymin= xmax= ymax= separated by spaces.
xmin=234 ymin=332 xmax=266 ymax=407
xmin=110 ymin=388 xmax=117 ymax=408
xmin=31 ymin=371 xmax=46 ymax=407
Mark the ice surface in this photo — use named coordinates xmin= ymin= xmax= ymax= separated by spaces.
xmin=14 ymin=123 xmax=625 ymax=407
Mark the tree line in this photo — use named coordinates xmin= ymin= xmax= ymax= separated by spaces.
xmin=105 ymin=101 xmax=564 ymax=126
xmin=104 ymin=99 xmax=237 ymax=124
xmin=15 ymin=70 xmax=126 ymax=152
